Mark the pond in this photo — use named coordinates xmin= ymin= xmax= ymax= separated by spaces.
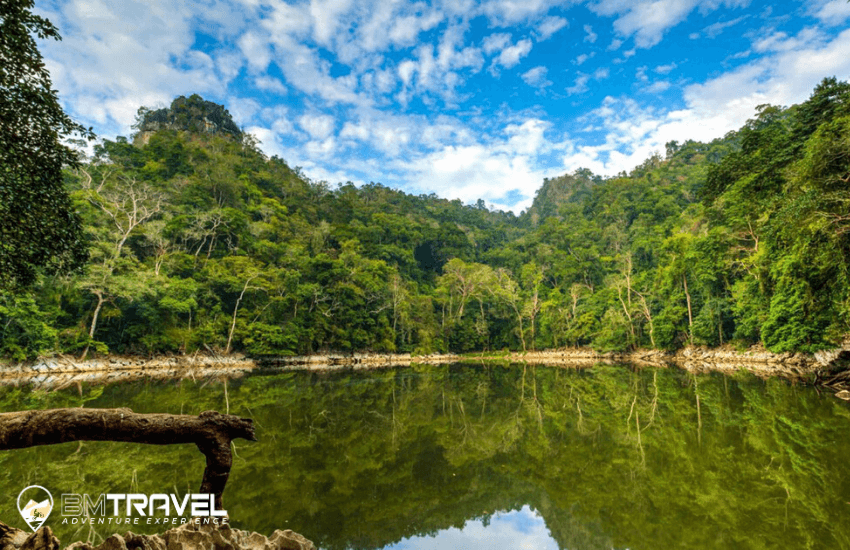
xmin=1 ymin=363 xmax=850 ymax=549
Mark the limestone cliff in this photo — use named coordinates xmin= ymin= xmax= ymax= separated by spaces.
xmin=133 ymin=94 xmax=242 ymax=146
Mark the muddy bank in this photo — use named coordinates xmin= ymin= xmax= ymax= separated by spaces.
xmin=1 ymin=343 xmax=849 ymax=389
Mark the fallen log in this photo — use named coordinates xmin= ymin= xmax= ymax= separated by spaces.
xmin=0 ymin=408 xmax=256 ymax=509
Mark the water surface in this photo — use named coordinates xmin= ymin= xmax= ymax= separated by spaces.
xmin=1 ymin=363 xmax=849 ymax=549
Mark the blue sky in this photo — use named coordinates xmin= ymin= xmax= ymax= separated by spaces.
xmin=35 ymin=0 xmax=850 ymax=212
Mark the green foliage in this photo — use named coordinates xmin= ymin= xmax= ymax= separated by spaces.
xmin=0 ymin=0 xmax=94 ymax=288
xmin=0 ymin=291 xmax=57 ymax=359
xmin=5 ymin=78 xmax=850 ymax=358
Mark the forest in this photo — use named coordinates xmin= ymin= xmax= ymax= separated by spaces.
xmin=1 ymin=79 xmax=849 ymax=360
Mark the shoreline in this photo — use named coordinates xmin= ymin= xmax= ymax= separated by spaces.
xmin=1 ymin=343 xmax=848 ymax=390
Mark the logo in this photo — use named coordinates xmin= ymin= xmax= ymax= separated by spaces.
xmin=16 ymin=485 xmax=228 ymax=529
xmin=17 ymin=485 xmax=54 ymax=532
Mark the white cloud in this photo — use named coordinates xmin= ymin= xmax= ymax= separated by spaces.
xmin=481 ymin=0 xmax=565 ymax=25
xmin=753 ymin=27 xmax=825 ymax=53
xmin=521 ymin=66 xmax=552 ymax=87
xmin=502 ymin=119 xmax=550 ymax=155
xmin=566 ymin=73 xmax=590 ymax=95
xmin=574 ymin=53 xmax=593 ymax=65
xmin=644 ymin=80 xmax=671 ymax=93
xmin=214 ymin=49 xmax=243 ymax=84
xmin=360 ymin=68 xmax=398 ymax=96
xmin=388 ymin=506 xmax=558 ymax=550
xmin=387 ymin=10 xmax=445 ymax=46
xmin=701 ymin=15 xmax=748 ymax=38
xmin=304 ymin=136 xmax=337 ymax=155
xmin=308 ymin=0 xmax=355 ymax=46
xmin=583 ymin=24 xmax=598 ymax=43
xmin=340 ymin=121 xmax=370 ymax=141
xmin=536 ymin=16 xmax=568 ymax=40
xmin=654 ymin=62 xmax=677 ymax=74
xmin=813 ymin=0 xmax=850 ymax=25
xmin=491 ymin=38 xmax=533 ymax=70
xmin=298 ymin=113 xmax=336 ymax=139
xmin=265 ymin=34 xmax=365 ymax=106
xmin=261 ymin=0 xmax=312 ymax=38
xmin=482 ymin=32 xmax=513 ymax=54
xmin=401 ymin=140 xmax=545 ymax=212
xmin=254 ymin=76 xmax=287 ymax=94
xmin=590 ymin=0 xmax=751 ymax=49
xmin=398 ymin=59 xmax=417 ymax=87
xmin=614 ymin=0 xmax=698 ymax=48
xmin=437 ymin=23 xmax=485 ymax=72
xmin=226 ymin=96 xmax=261 ymax=126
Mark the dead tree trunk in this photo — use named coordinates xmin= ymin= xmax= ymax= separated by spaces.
xmin=0 ymin=409 xmax=256 ymax=510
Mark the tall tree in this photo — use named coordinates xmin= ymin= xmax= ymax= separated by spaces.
xmin=0 ymin=0 xmax=94 ymax=287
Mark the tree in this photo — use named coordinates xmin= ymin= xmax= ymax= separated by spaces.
xmin=0 ymin=0 xmax=94 ymax=287
xmin=74 ymin=169 xmax=164 ymax=358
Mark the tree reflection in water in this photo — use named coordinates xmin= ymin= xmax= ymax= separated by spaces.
xmin=1 ymin=363 xmax=849 ymax=550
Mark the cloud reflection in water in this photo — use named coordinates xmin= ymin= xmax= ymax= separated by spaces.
xmin=384 ymin=505 xmax=558 ymax=550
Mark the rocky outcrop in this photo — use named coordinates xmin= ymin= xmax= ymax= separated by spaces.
xmin=0 ymin=521 xmax=314 ymax=550
xmin=0 ymin=522 xmax=58 ymax=550
xmin=133 ymin=95 xmax=242 ymax=146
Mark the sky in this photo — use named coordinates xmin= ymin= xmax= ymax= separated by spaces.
xmin=385 ymin=505 xmax=558 ymax=550
xmin=34 ymin=0 xmax=850 ymax=213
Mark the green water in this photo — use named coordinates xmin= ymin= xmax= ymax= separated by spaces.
xmin=1 ymin=363 xmax=850 ymax=549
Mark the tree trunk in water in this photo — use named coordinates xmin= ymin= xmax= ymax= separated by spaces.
xmin=0 ymin=409 xmax=255 ymax=509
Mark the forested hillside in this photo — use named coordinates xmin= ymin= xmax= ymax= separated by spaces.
xmin=2 ymin=79 xmax=849 ymax=360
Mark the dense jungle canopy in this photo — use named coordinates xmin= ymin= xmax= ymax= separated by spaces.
xmin=1 ymin=79 xmax=850 ymax=360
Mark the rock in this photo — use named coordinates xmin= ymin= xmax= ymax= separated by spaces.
xmin=20 ymin=528 xmax=60 ymax=550
xmin=835 ymin=390 xmax=850 ymax=401
xmin=1 ymin=522 xmax=33 ymax=550
xmin=0 ymin=521 xmax=314 ymax=550
xmin=0 ymin=524 xmax=60 ymax=550
xmin=268 ymin=530 xmax=314 ymax=550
